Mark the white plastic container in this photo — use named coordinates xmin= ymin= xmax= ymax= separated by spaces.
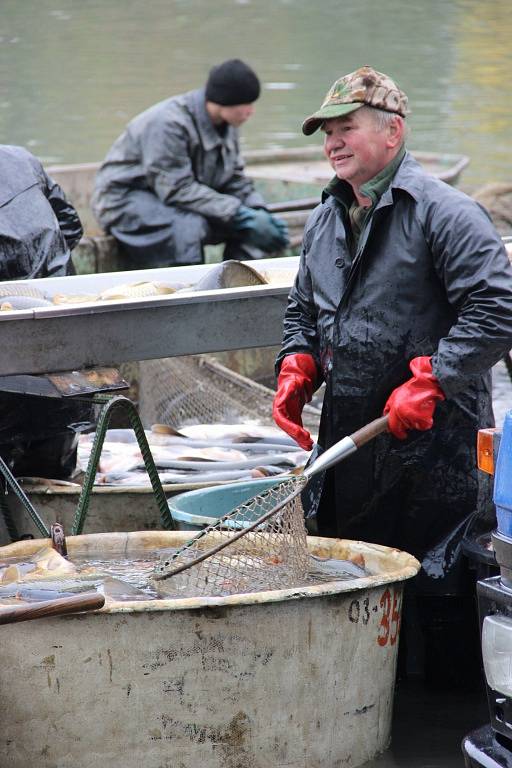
xmin=0 ymin=531 xmax=419 ymax=768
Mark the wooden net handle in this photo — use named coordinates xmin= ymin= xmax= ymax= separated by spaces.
xmin=350 ymin=415 xmax=389 ymax=449
xmin=0 ymin=591 xmax=105 ymax=626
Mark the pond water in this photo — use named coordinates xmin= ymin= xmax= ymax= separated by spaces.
xmin=0 ymin=0 xmax=510 ymax=189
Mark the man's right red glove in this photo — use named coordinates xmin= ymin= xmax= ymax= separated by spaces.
xmin=272 ymin=353 xmax=317 ymax=450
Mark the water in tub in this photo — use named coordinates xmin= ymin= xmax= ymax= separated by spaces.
xmin=0 ymin=544 xmax=369 ymax=603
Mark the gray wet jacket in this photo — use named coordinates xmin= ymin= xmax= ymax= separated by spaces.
xmin=92 ymin=88 xmax=265 ymax=230
xmin=0 ymin=145 xmax=82 ymax=280
xmin=277 ymin=152 xmax=512 ymax=579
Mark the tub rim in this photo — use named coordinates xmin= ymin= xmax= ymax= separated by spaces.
xmin=0 ymin=530 xmax=420 ymax=614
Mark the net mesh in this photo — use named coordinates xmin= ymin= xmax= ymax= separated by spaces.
xmin=137 ymin=355 xmax=321 ymax=431
xmin=154 ymin=475 xmax=310 ymax=597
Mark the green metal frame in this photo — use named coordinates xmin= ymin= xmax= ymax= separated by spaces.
xmin=71 ymin=395 xmax=176 ymax=535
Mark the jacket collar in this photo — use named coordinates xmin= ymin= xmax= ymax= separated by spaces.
xmin=190 ymin=88 xmax=238 ymax=152
xmin=322 ymin=150 xmax=424 ymax=207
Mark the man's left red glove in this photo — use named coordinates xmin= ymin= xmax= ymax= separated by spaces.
xmin=383 ymin=356 xmax=445 ymax=440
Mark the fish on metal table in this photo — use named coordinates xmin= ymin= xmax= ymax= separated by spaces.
xmin=98 ymin=281 xmax=177 ymax=301
xmin=0 ymin=284 xmax=47 ymax=299
xmin=188 ymin=260 xmax=267 ymax=292
xmin=0 ymin=295 xmax=53 ymax=310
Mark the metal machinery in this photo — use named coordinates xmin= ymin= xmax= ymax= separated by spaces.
xmin=463 ymin=414 xmax=512 ymax=767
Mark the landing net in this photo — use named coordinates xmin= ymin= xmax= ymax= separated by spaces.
xmin=137 ymin=355 xmax=321 ymax=430
xmin=154 ymin=475 xmax=309 ymax=597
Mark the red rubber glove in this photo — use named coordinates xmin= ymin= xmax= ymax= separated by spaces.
xmin=272 ymin=353 xmax=317 ymax=450
xmin=384 ymin=356 xmax=445 ymax=440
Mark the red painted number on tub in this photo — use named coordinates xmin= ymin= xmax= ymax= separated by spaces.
xmin=377 ymin=587 xmax=401 ymax=647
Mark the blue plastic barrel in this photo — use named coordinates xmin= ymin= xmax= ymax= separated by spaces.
xmin=494 ymin=410 xmax=512 ymax=538
xmin=168 ymin=477 xmax=286 ymax=531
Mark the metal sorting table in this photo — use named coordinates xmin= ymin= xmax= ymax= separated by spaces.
xmin=0 ymin=256 xmax=299 ymax=376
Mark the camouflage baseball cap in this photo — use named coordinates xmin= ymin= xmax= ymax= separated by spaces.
xmin=302 ymin=65 xmax=409 ymax=135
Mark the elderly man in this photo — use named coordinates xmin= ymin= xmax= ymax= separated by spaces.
xmin=92 ymin=59 xmax=288 ymax=268
xmin=272 ymin=66 xmax=512 ymax=684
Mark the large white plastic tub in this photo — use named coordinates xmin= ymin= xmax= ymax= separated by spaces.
xmin=0 ymin=531 xmax=419 ymax=768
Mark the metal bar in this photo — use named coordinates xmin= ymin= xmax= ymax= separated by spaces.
xmin=0 ymin=457 xmax=50 ymax=538
xmin=0 ymin=290 xmax=290 ymax=376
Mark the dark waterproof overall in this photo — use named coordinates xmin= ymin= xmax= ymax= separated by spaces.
xmin=92 ymin=89 xmax=266 ymax=267
xmin=277 ymin=152 xmax=512 ymax=597
xmin=0 ymin=145 xmax=91 ymax=479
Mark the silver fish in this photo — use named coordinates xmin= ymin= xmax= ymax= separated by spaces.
xmin=98 ymin=281 xmax=177 ymax=300
xmin=0 ymin=579 xmax=101 ymax=595
xmin=145 ymin=453 xmax=297 ymax=471
xmin=310 ymin=556 xmax=368 ymax=579
xmin=0 ymin=295 xmax=53 ymax=310
xmin=0 ymin=284 xmax=46 ymax=299
xmin=148 ymin=435 xmax=303 ymax=453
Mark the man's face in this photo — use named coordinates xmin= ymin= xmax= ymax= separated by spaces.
xmin=322 ymin=109 xmax=398 ymax=188
xmin=219 ymin=103 xmax=255 ymax=127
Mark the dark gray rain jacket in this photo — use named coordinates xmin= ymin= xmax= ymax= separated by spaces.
xmin=92 ymin=88 xmax=265 ymax=231
xmin=277 ymin=152 xmax=512 ymax=592
xmin=0 ymin=145 xmax=82 ymax=280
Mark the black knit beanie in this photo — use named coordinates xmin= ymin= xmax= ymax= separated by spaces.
xmin=205 ymin=59 xmax=260 ymax=106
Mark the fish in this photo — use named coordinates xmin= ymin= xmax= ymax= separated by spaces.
xmin=0 ymin=284 xmax=47 ymax=299
xmin=0 ymin=576 xmax=147 ymax=604
xmin=189 ymin=260 xmax=267 ymax=291
xmin=150 ymin=423 xmax=185 ymax=437
xmin=16 ymin=477 xmax=81 ymax=488
xmin=310 ymin=556 xmax=368 ymax=580
xmin=147 ymin=431 xmax=304 ymax=453
xmin=76 ymin=423 xmax=309 ymax=488
xmin=52 ymin=292 xmax=99 ymax=305
xmin=97 ymin=467 xmax=288 ymax=485
xmin=135 ymin=453 xmax=297 ymax=471
xmin=0 ymin=546 xmax=150 ymax=601
xmin=100 ymin=577 xmax=149 ymax=601
xmin=177 ymin=423 xmax=296 ymax=444
xmin=0 ymin=582 xmax=100 ymax=601
xmin=0 ymin=295 xmax=53 ymax=310
xmin=98 ymin=281 xmax=177 ymax=300
xmin=0 ymin=546 xmax=78 ymax=584
xmin=260 ymin=269 xmax=298 ymax=286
